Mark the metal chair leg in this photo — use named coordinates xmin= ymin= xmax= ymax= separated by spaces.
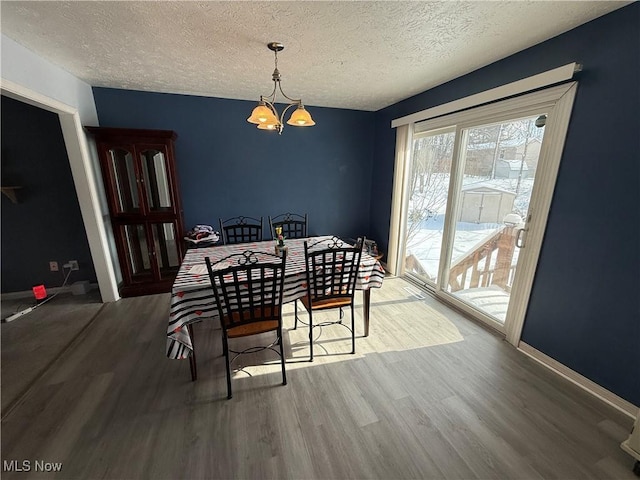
xmin=351 ymin=306 xmax=356 ymax=354
xmin=278 ymin=329 xmax=287 ymax=385
xmin=309 ymin=310 xmax=314 ymax=362
xmin=294 ymin=300 xmax=298 ymax=329
xmin=188 ymin=323 xmax=197 ymax=381
xmin=223 ymin=335 xmax=232 ymax=399
xmin=189 ymin=352 xmax=197 ymax=381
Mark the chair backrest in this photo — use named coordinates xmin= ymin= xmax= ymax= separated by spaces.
xmin=205 ymin=250 xmax=287 ymax=332
xmin=269 ymin=213 xmax=308 ymax=240
xmin=219 ymin=216 xmax=263 ymax=244
xmin=303 ymin=236 xmax=365 ymax=306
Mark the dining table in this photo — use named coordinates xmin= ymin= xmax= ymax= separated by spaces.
xmin=166 ymin=235 xmax=385 ymax=360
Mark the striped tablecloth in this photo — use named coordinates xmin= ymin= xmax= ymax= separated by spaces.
xmin=166 ymin=235 xmax=385 ymax=360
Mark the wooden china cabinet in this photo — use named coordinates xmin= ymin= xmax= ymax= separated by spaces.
xmin=86 ymin=127 xmax=185 ymax=297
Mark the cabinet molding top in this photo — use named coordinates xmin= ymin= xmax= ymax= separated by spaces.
xmin=84 ymin=126 xmax=177 ymax=141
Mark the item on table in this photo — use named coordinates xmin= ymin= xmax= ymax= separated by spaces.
xmin=185 ymin=225 xmax=220 ymax=244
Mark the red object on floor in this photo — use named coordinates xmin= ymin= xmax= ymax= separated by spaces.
xmin=32 ymin=284 xmax=47 ymax=300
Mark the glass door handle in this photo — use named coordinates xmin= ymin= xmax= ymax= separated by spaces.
xmin=515 ymin=227 xmax=527 ymax=248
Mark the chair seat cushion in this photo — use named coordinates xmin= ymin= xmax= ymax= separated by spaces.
xmin=224 ymin=307 xmax=281 ymax=338
xmin=300 ymin=295 xmax=351 ymax=311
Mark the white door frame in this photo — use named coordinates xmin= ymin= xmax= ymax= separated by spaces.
xmin=1 ymin=79 xmax=120 ymax=302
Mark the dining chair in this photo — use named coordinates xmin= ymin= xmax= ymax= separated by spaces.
xmin=204 ymin=249 xmax=288 ymax=399
xmin=268 ymin=212 xmax=308 ymax=240
xmin=295 ymin=236 xmax=365 ymax=361
xmin=219 ymin=216 xmax=263 ymax=244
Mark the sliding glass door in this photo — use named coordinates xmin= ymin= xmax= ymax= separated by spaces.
xmin=396 ymin=83 xmax=577 ymax=339
xmin=443 ymin=116 xmax=544 ymax=323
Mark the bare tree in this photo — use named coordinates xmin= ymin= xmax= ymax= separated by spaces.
xmin=405 ymin=132 xmax=454 ymax=246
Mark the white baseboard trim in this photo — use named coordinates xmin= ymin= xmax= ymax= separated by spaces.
xmin=519 ymin=342 xmax=638 ymax=418
xmin=1 ymin=283 xmax=99 ymax=301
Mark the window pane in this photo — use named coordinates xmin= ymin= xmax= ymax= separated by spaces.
xmin=404 ymin=127 xmax=455 ymax=285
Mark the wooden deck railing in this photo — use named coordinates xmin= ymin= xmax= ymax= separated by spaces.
xmin=448 ymin=226 xmax=518 ymax=292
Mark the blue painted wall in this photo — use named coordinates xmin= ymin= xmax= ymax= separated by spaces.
xmin=371 ymin=4 xmax=639 ymax=405
xmin=1 ymin=95 xmax=97 ymax=293
xmin=91 ymin=90 xmax=375 ymax=241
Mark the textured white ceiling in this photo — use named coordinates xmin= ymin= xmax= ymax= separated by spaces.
xmin=0 ymin=1 xmax=630 ymax=111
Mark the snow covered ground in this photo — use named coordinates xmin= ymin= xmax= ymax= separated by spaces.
xmin=406 ymin=217 xmax=502 ymax=280
xmin=404 ymin=176 xmax=532 ymax=320
xmin=405 ymin=176 xmax=532 ymax=279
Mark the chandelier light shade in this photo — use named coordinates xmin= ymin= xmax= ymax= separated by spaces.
xmin=287 ymin=105 xmax=315 ymax=126
xmin=247 ymin=42 xmax=315 ymax=134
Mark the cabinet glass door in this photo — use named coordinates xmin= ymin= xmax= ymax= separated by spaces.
xmin=140 ymin=148 xmax=172 ymax=212
xmin=151 ymin=222 xmax=181 ymax=278
xmin=122 ymin=224 xmax=153 ymax=283
xmin=108 ymin=148 xmax=140 ymax=214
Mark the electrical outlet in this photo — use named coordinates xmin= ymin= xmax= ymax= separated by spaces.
xmin=49 ymin=261 xmax=59 ymax=272
xmin=63 ymin=260 xmax=79 ymax=271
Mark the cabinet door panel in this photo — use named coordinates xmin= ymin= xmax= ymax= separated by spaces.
xmin=151 ymin=222 xmax=181 ymax=278
xmin=108 ymin=147 xmax=141 ymax=214
xmin=140 ymin=148 xmax=173 ymax=212
xmin=122 ymin=223 xmax=154 ymax=283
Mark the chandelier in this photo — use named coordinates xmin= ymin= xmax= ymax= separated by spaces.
xmin=247 ymin=42 xmax=315 ymax=134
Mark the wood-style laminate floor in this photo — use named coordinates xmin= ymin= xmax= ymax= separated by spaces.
xmin=1 ymin=277 xmax=636 ymax=479
xmin=1 ymin=291 xmax=103 ymax=417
